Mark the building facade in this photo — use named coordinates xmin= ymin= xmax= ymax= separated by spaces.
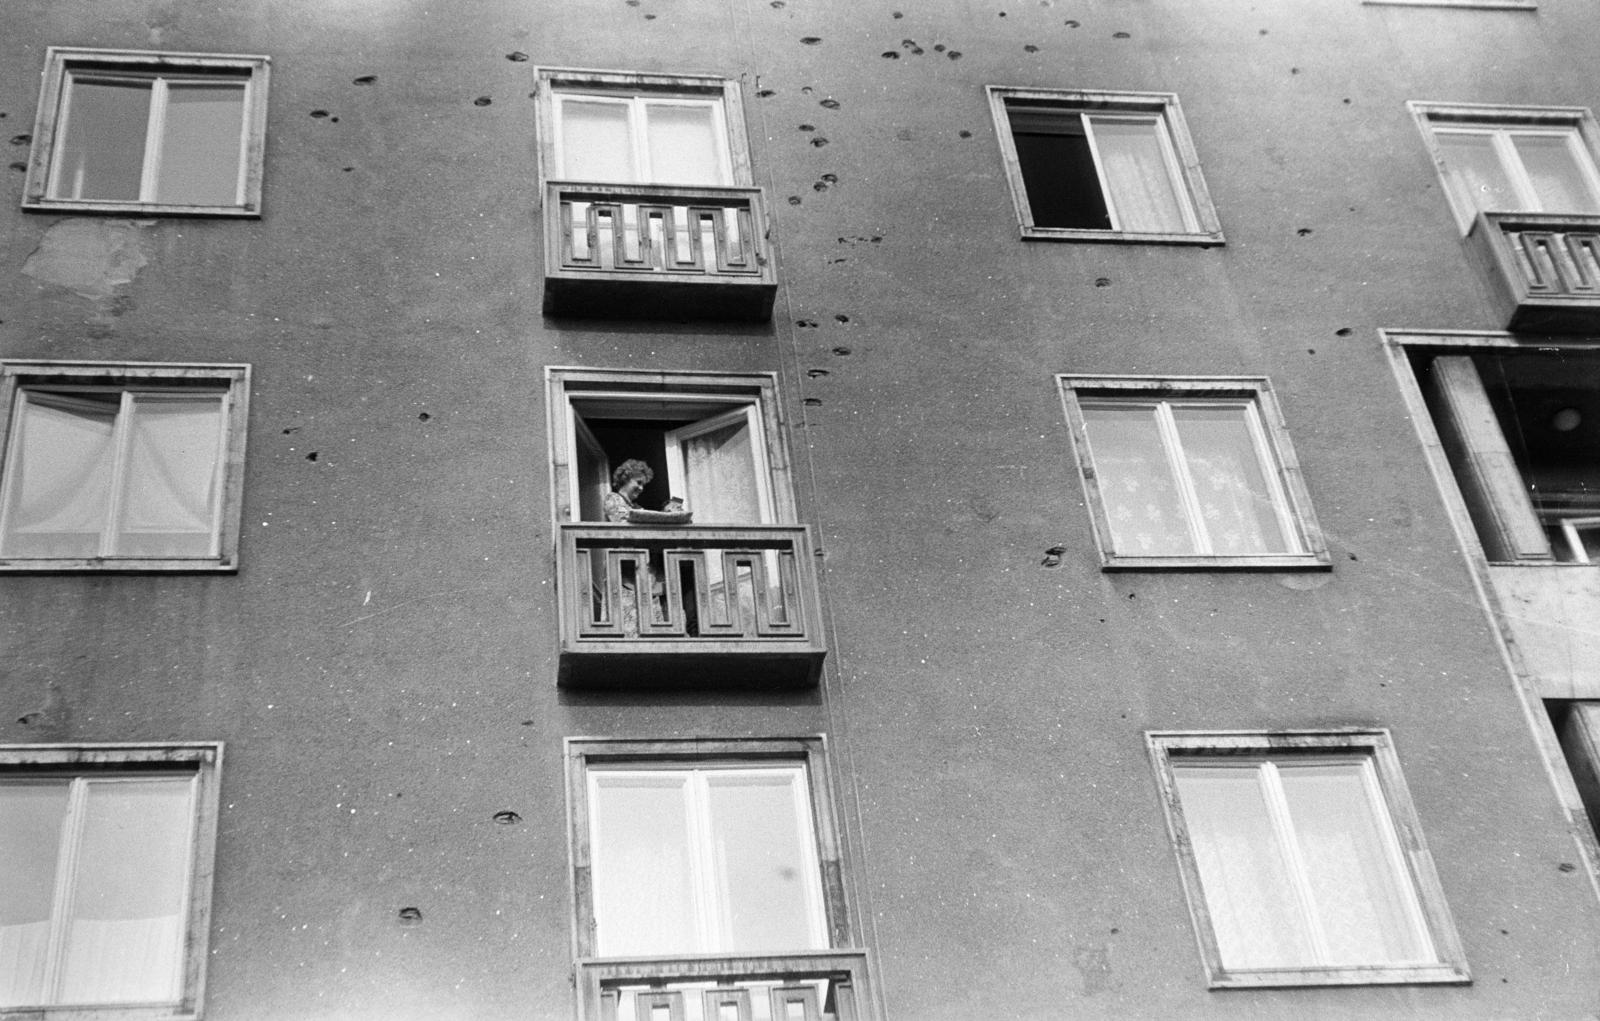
xmin=4 ymin=0 xmax=1600 ymax=1018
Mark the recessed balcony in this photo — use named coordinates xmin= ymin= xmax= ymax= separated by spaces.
xmin=556 ymin=524 xmax=825 ymax=687
xmin=1463 ymin=211 xmax=1600 ymax=333
xmin=543 ymin=182 xmax=776 ymax=321
xmin=576 ymin=950 xmax=877 ymax=1021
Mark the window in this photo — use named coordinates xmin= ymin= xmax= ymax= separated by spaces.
xmin=23 ymin=48 xmax=269 ymax=216
xmin=0 ymin=743 xmax=222 ymax=1017
xmin=1365 ymin=0 xmax=1533 ymax=9
xmin=987 ymin=88 xmax=1222 ymax=243
xmin=1412 ymin=103 xmax=1600 ymax=233
xmin=0 ymin=361 xmax=250 ymax=571
xmin=536 ymin=68 xmax=752 ymax=188
xmin=1148 ymin=730 xmax=1469 ymax=988
xmin=1402 ymin=341 xmax=1600 ymax=563
xmin=567 ymin=739 xmax=870 ymax=1019
xmin=1057 ymin=377 xmax=1328 ymax=569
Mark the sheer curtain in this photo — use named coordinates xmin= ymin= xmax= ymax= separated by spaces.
xmin=1090 ymin=117 xmax=1188 ymax=233
xmin=1172 ymin=406 xmax=1290 ymax=555
xmin=118 ymin=396 xmax=224 ymax=557
xmin=705 ymin=771 xmax=824 ymax=952
xmin=591 ymin=775 xmax=699 ymax=956
xmin=1081 ymin=404 xmax=1195 ymax=555
xmin=0 ymin=394 xmax=116 ymax=557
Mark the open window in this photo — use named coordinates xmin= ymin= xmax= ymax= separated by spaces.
xmin=0 ymin=361 xmax=250 ymax=572
xmin=23 ymin=48 xmax=270 ymax=217
xmin=988 ymin=88 xmax=1222 ymax=244
xmin=567 ymin=738 xmax=875 ymax=1020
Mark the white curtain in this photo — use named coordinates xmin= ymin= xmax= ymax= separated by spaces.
xmin=644 ymin=103 xmax=725 ymax=185
xmin=591 ymin=775 xmax=699 ymax=956
xmin=680 ymin=419 xmax=760 ymax=523
xmin=704 ymin=771 xmax=823 ymax=952
xmin=1090 ymin=117 xmax=1187 ymax=232
xmin=0 ymin=394 xmax=116 ymax=557
xmin=1081 ymin=405 xmax=1195 ymax=555
xmin=117 ymin=396 xmax=224 ymax=557
xmin=560 ymin=99 xmax=636 ymax=181
xmin=1171 ymin=406 xmax=1288 ymax=555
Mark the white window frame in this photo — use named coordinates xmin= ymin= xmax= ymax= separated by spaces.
xmin=565 ymin=737 xmax=854 ymax=960
xmin=1556 ymin=515 xmax=1600 ymax=563
xmin=1410 ymin=102 xmax=1600 ymax=233
xmin=535 ymin=68 xmax=753 ymax=191
xmin=987 ymin=87 xmax=1223 ymax=244
xmin=0 ymin=742 xmax=223 ymax=1020
xmin=23 ymin=48 xmax=270 ymax=217
xmin=1057 ymin=376 xmax=1329 ymax=570
xmin=1147 ymin=730 xmax=1470 ymax=989
xmin=0 ymin=361 xmax=251 ymax=572
xmin=1365 ymin=0 xmax=1532 ymax=8
xmin=545 ymin=367 xmax=795 ymax=526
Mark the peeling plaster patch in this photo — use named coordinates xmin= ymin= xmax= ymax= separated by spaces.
xmin=23 ymin=219 xmax=152 ymax=301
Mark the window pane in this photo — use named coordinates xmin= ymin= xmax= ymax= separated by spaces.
xmin=679 ymin=418 xmax=760 ymax=523
xmin=60 ymin=777 xmax=193 ymax=1004
xmin=115 ymin=395 xmax=225 ymax=557
xmin=1279 ymin=763 xmax=1433 ymax=966
xmin=1436 ymin=132 xmax=1522 ymax=215
xmin=591 ymin=774 xmax=699 ymax=955
xmin=52 ymin=78 xmax=151 ymax=201
xmin=1170 ymin=405 xmax=1293 ymax=555
xmin=561 ymin=100 xmax=636 ymax=182
xmin=1173 ymin=765 xmax=1313 ymax=969
xmin=1511 ymin=133 xmax=1600 ymax=214
xmin=1009 ymin=109 xmax=1111 ymax=230
xmin=704 ymin=771 xmax=823 ymax=952
xmin=644 ymin=103 xmax=725 ymax=185
xmin=0 ymin=781 xmax=71 ymax=1007
xmin=1 ymin=393 xmax=118 ymax=558
xmin=1089 ymin=117 xmax=1188 ymax=232
xmin=1081 ymin=404 xmax=1195 ymax=555
xmin=156 ymin=81 xmax=246 ymax=206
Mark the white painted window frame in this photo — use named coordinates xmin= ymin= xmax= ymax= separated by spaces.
xmin=550 ymin=92 xmax=733 ymax=186
xmin=1147 ymin=729 xmax=1470 ymax=989
xmin=0 ymin=361 xmax=251 ymax=573
xmin=23 ymin=48 xmax=270 ymax=217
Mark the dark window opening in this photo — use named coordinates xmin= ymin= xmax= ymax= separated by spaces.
xmin=1008 ymin=107 xmax=1111 ymax=230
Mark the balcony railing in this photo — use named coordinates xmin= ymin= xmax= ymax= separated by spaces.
xmin=543 ymin=182 xmax=777 ymax=321
xmin=1463 ymin=211 xmax=1600 ymax=333
xmin=577 ymin=951 xmax=877 ymax=1021
xmin=556 ymin=524 xmax=825 ymax=687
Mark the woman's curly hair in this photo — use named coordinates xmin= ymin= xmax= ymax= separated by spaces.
xmin=611 ymin=459 xmax=653 ymax=489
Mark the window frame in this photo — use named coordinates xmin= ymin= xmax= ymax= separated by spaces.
xmin=1057 ymin=375 xmax=1329 ymax=570
xmin=0 ymin=742 xmax=223 ymax=1020
xmin=564 ymin=736 xmax=854 ymax=960
xmin=1365 ymin=0 xmax=1532 ymax=8
xmin=544 ymin=367 xmax=797 ymax=526
xmin=1410 ymin=102 xmax=1600 ymax=233
xmin=535 ymin=67 xmax=754 ymax=191
xmin=1147 ymin=729 xmax=1470 ymax=989
xmin=987 ymin=87 xmax=1223 ymax=244
xmin=23 ymin=48 xmax=270 ymax=217
xmin=0 ymin=361 xmax=251 ymax=573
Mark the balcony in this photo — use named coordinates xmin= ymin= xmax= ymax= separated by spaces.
xmin=543 ymin=182 xmax=776 ymax=321
xmin=556 ymin=524 xmax=825 ymax=687
xmin=577 ymin=951 xmax=877 ymax=1021
xmin=1463 ymin=211 xmax=1600 ymax=333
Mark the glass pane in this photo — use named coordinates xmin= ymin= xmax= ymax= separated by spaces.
xmin=591 ymin=774 xmax=698 ymax=955
xmin=0 ymin=781 xmax=71 ymax=1007
xmin=561 ymin=99 xmax=636 ymax=182
xmin=156 ymin=81 xmax=246 ymax=206
xmin=114 ymin=395 xmax=225 ymax=557
xmin=1080 ymin=404 xmax=1195 ymax=555
xmin=1 ymin=393 xmax=118 ymax=558
xmin=1171 ymin=404 xmax=1293 ymax=555
xmin=1008 ymin=109 xmax=1111 ymax=230
xmin=1279 ymin=763 xmax=1433 ymax=966
xmin=52 ymin=77 xmax=151 ymax=201
xmin=1436 ymin=132 xmax=1522 ymax=215
xmin=680 ymin=418 xmax=760 ymax=523
xmin=1089 ymin=117 xmax=1188 ymax=232
xmin=704 ymin=770 xmax=823 ymax=952
xmin=1174 ymin=765 xmax=1313 ymax=969
xmin=60 ymin=777 xmax=193 ymax=1005
xmin=1512 ymin=133 xmax=1600 ymax=214
xmin=644 ymin=103 xmax=725 ymax=185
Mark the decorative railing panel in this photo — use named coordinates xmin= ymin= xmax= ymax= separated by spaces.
xmin=557 ymin=524 xmax=825 ymax=686
xmin=577 ymin=951 xmax=876 ymax=1021
xmin=1465 ymin=211 xmax=1600 ymax=333
xmin=543 ymin=182 xmax=776 ymax=321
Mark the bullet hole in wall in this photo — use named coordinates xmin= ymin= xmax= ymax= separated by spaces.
xmin=1307 ymin=348 xmax=1316 ymax=355
xmin=1112 ymin=31 xmax=1130 ymax=39
xmin=810 ymin=137 xmax=829 ymax=147
xmin=948 ymin=50 xmax=962 ymax=59
xmin=807 ymin=368 xmax=831 ymax=378
xmin=820 ymin=98 xmax=840 ymax=110
xmin=788 ymin=196 xmax=802 ymax=205
xmin=1291 ymin=67 xmax=1301 ymax=75
xmin=343 ymin=166 xmax=354 ymax=172
xmin=506 ymin=51 xmax=529 ymax=62
xmin=1041 ymin=546 xmax=1066 ymax=567
xmin=1559 ymin=862 xmax=1577 ymax=872
xmin=832 ymin=346 xmax=852 ymax=356
xmin=758 ymin=89 xmax=777 ymax=98
xmin=801 ymin=86 xmax=814 ymax=95
xmin=398 ymin=907 xmax=423 ymax=925
xmin=492 ymin=810 xmax=522 ymax=825
xmin=282 ymin=426 xmax=301 ymax=434
xmin=892 ymin=10 xmax=903 ymax=17
xmin=1343 ymin=98 xmax=1353 ymax=105
xmin=1094 ymin=277 xmax=1111 ymax=287
xmin=882 ymin=51 xmax=900 ymax=59
xmin=813 ymin=181 xmax=828 ymax=192
xmin=771 ymin=0 xmax=786 ymax=7
xmin=1064 ymin=19 xmax=1079 ymax=27
xmin=419 ymin=412 xmax=432 ymax=421
xmin=309 ymin=110 xmax=330 ymax=119
xmin=474 ymin=96 xmax=492 ymax=106
xmin=353 ymin=75 xmax=378 ymax=85
xmin=1296 ymin=227 xmax=1313 ymax=236
xmin=821 ymin=173 xmax=838 ymax=184
xmin=1335 ymin=327 xmax=1353 ymax=337
xmin=803 ymin=397 xmax=823 ymax=406
xmin=934 ymin=43 xmax=946 ymax=52
xmin=7 ymin=162 xmax=23 ymax=172
xmin=305 ymin=452 xmax=318 ymax=462
xmin=10 ymin=134 xmax=31 ymax=145
xmin=801 ymin=36 xmax=822 ymax=45
xmin=833 ymin=312 xmax=848 ymax=322
xmin=799 ymin=124 xmax=815 ymax=132
xmin=796 ymin=318 xmax=819 ymax=328
xmin=1025 ymin=44 xmax=1040 ymax=53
